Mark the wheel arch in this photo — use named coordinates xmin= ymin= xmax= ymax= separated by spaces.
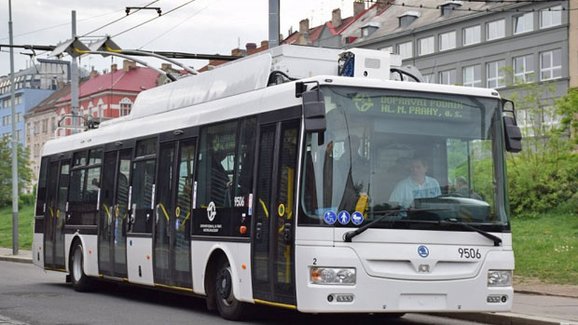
xmin=203 ymin=245 xmax=247 ymax=310
xmin=67 ymin=233 xmax=86 ymax=273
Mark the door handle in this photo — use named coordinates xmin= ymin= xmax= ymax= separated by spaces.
xmin=256 ymin=222 xmax=262 ymax=240
xmin=283 ymin=223 xmax=292 ymax=243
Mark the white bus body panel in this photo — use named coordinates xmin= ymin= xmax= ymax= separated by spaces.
xmin=191 ymin=241 xmax=253 ymax=302
xmin=126 ymin=236 xmax=154 ymax=285
xmin=295 ymin=230 xmax=513 ymax=313
xmin=32 ymin=233 xmax=44 ymax=268
xmin=65 ymin=234 xmax=99 ymax=277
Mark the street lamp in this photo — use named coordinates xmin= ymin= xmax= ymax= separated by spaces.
xmin=8 ymin=0 xmax=19 ymax=255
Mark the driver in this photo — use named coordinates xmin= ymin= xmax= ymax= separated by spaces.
xmin=389 ymin=156 xmax=441 ymax=208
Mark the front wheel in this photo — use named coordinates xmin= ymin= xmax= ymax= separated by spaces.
xmin=70 ymin=242 xmax=92 ymax=292
xmin=214 ymin=258 xmax=248 ymax=320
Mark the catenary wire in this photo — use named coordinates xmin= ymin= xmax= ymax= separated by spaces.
xmin=113 ymin=0 xmax=198 ymax=38
xmin=137 ymin=0 xmax=219 ymax=49
xmin=81 ymin=0 xmax=160 ymax=37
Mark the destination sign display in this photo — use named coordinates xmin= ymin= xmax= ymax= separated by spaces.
xmin=350 ymin=93 xmax=475 ymax=121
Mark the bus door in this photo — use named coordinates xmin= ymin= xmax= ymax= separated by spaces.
xmin=252 ymin=119 xmax=300 ymax=305
xmin=98 ymin=148 xmax=132 ymax=278
xmin=44 ymin=157 xmax=70 ymax=270
xmin=154 ymin=137 xmax=196 ymax=288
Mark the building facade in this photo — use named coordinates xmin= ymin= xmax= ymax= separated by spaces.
xmin=342 ymin=0 xmax=573 ymax=133
xmin=0 ymin=59 xmax=70 ymax=145
xmin=25 ymin=60 xmax=160 ymax=184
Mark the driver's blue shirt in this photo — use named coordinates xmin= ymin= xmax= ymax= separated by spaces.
xmin=389 ymin=176 xmax=441 ymax=208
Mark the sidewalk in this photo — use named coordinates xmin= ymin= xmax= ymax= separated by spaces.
xmin=1 ymin=247 xmax=577 ymax=324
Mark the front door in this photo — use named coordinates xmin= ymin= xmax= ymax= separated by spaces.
xmin=154 ymin=139 xmax=196 ymax=288
xmin=45 ymin=159 xmax=69 ymax=270
xmin=252 ymin=120 xmax=300 ymax=305
xmin=98 ymin=149 xmax=131 ymax=278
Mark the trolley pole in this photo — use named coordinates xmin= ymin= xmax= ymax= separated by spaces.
xmin=70 ymin=10 xmax=80 ymax=133
xmin=268 ymin=0 xmax=280 ymax=48
xmin=8 ymin=0 xmax=19 ymax=255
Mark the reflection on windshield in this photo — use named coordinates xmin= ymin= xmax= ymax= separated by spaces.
xmin=300 ymin=86 xmax=505 ymax=228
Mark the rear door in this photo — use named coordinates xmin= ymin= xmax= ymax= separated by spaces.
xmin=98 ymin=147 xmax=132 ymax=278
xmin=44 ymin=157 xmax=70 ymax=270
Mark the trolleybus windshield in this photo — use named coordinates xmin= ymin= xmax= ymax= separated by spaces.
xmin=301 ymin=86 xmax=507 ymax=231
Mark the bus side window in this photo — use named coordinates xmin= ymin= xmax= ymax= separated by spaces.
xmin=34 ymin=158 xmax=49 ymax=234
xmin=196 ymin=121 xmax=238 ymax=208
xmin=131 ymin=138 xmax=157 ymax=234
xmin=68 ymin=149 xmax=102 ymax=225
xmin=234 ymin=118 xmax=256 ymax=199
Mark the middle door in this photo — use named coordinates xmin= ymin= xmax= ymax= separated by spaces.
xmin=154 ymin=138 xmax=196 ymax=288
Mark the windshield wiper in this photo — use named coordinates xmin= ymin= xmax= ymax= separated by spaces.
xmin=343 ymin=208 xmax=401 ymax=242
xmin=440 ymin=218 xmax=502 ymax=247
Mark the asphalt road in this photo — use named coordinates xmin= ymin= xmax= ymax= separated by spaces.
xmin=0 ymin=261 xmax=488 ymax=325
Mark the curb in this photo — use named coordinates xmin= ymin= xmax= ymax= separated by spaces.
xmin=0 ymin=255 xmax=32 ymax=264
xmin=434 ymin=312 xmax=575 ymax=325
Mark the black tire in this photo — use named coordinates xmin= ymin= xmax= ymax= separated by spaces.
xmin=70 ymin=242 xmax=92 ymax=292
xmin=214 ymin=258 xmax=248 ymax=320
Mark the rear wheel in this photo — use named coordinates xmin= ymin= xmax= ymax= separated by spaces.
xmin=214 ymin=258 xmax=248 ymax=320
xmin=70 ymin=242 xmax=91 ymax=292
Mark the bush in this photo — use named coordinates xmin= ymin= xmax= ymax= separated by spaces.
xmin=507 ymin=153 xmax=578 ymax=216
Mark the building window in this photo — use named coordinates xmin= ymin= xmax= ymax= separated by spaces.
xmin=487 ymin=19 xmax=505 ymax=40
xmin=513 ymin=54 xmax=535 ymax=84
xmin=380 ymin=46 xmax=393 ymax=54
xmin=514 ymin=12 xmax=533 ymax=34
xmin=120 ymin=103 xmax=132 ymax=116
xmin=462 ymin=64 xmax=482 ymax=87
xmin=34 ymin=121 xmax=40 ymax=135
xmin=540 ymin=49 xmax=562 ymax=81
xmin=541 ymin=106 xmax=561 ymax=130
xmin=422 ymin=73 xmax=435 ymax=83
xmin=42 ymin=119 xmax=48 ymax=134
xmin=439 ymin=31 xmax=456 ymax=51
xmin=463 ymin=25 xmax=481 ymax=46
xmin=418 ymin=36 xmax=435 ymax=56
xmin=398 ymin=41 xmax=413 ymax=60
xmin=486 ymin=60 xmax=506 ymax=88
xmin=540 ymin=5 xmax=562 ymax=29
xmin=439 ymin=69 xmax=456 ymax=85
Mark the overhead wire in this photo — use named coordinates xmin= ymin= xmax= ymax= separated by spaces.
xmin=138 ymin=0 xmax=219 ymax=49
xmin=113 ymin=0 xmax=198 ymax=38
xmin=0 ymin=10 xmax=119 ymax=42
xmin=81 ymin=0 xmax=160 ymax=37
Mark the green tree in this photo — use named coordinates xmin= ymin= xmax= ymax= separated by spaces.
xmin=503 ymin=77 xmax=578 ymax=215
xmin=0 ymin=136 xmax=33 ymax=208
xmin=555 ymin=88 xmax=578 ymax=146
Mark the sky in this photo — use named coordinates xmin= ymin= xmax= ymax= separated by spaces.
xmin=0 ymin=0 xmax=356 ymax=76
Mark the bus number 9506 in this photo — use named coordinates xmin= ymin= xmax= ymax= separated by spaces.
xmin=458 ymin=248 xmax=481 ymax=259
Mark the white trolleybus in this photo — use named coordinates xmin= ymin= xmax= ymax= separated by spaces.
xmin=32 ymin=45 xmax=522 ymax=320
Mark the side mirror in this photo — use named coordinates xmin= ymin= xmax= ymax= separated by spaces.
xmin=301 ymin=88 xmax=326 ymax=133
xmin=502 ymin=100 xmax=522 ymax=153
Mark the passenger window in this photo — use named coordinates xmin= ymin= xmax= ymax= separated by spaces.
xmin=196 ymin=121 xmax=237 ymax=208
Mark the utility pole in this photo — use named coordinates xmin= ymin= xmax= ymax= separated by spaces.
xmin=268 ymin=0 xmax=280 ymax=48
xmin=8 ymin=0 xmax=19 ymax=255
xmin=70 ymin=11 xmax=80 ymax=133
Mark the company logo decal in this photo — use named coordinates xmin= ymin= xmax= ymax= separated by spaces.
xmin=207 ymin=201 xmax=216 ymax=222
xmin=417 ymin=245 xmax=429 ymax=258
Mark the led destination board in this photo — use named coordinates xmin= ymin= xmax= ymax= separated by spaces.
xmin=351 ymin=93 xmax=475 ymax=121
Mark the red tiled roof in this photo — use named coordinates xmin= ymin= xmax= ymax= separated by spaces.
xmin=60 ymin=67 xmax=159 ymax=102
xmin=282 ymin=4 xmax=373 ymax=45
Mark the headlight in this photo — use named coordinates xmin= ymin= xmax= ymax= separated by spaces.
xmin=310 ymin=267 xmax=356 ymax=285
xmin=487 ymin=270 xmax=512 ymax=287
